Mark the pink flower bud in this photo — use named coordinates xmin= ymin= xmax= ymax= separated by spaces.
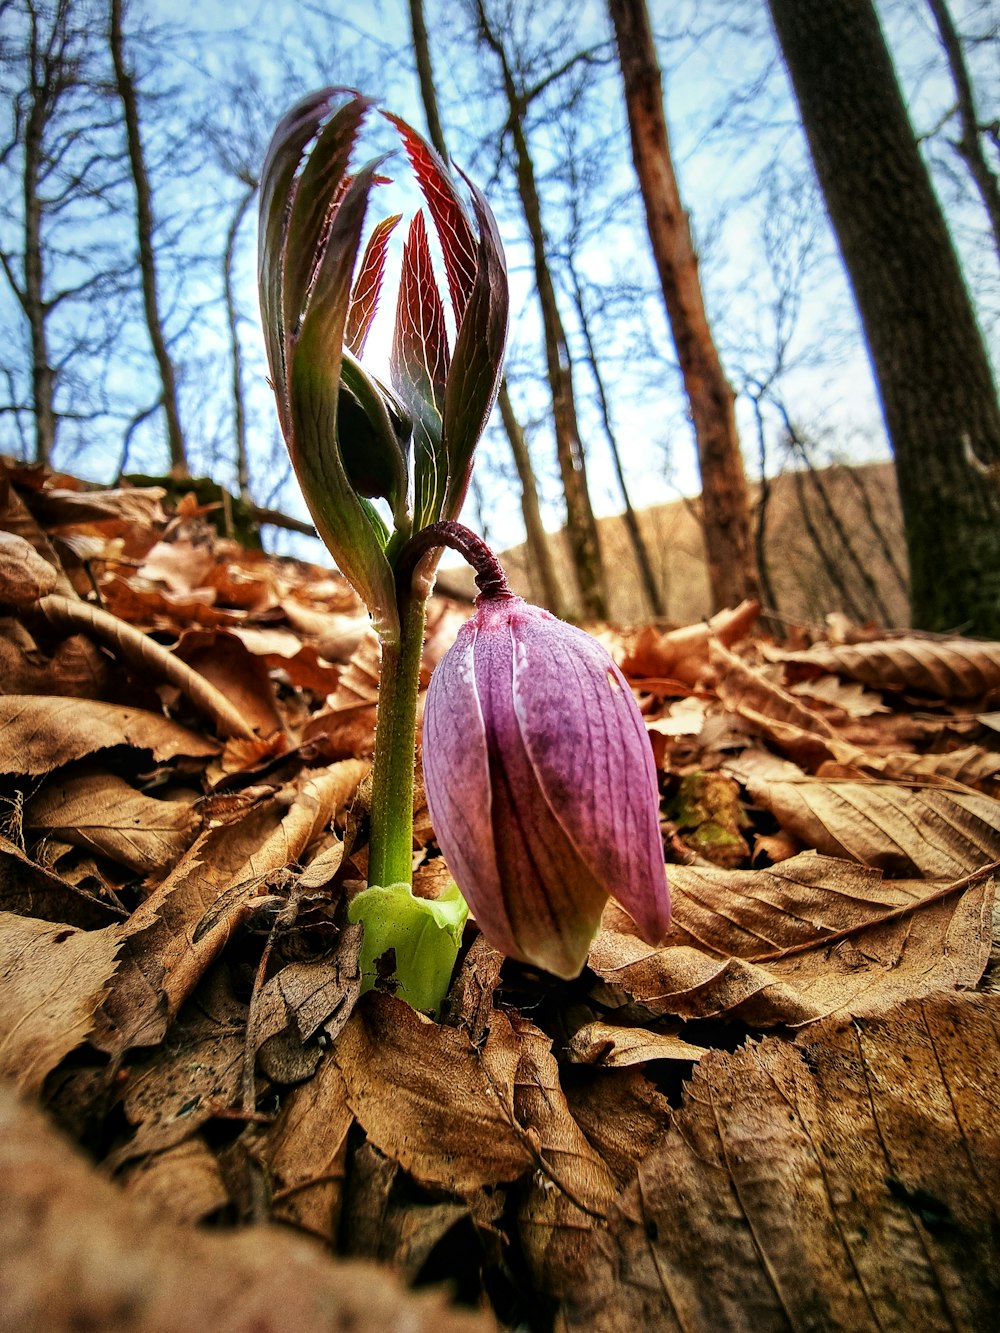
xmin=422 ymin=594 xmax=670 ymax=978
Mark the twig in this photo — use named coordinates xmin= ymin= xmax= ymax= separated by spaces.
xmin=33 ymin=594 xmax=256 ymax=740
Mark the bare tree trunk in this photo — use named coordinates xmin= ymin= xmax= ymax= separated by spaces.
xmin=927 ymin=0 xmax=1000 ymax=260
xmin=224 ymin=179 xmax=256 ymax=499
xmin=769 ymin=0 xmax=1000 ymax=636
xmin=565 ymin=256 xmax=665 ymax=617
xmin=609 ymin=0 xmax=761 ymax=614
xmin=22 ymin=42 xmax=55 ymax=466
xmin=407 ymin=0 xmax=564 ymax=614
xmin=109 ymin=0 xmax=187 ymax=478
xmin=476 ymin=1 xmax=608 ymax=620
xmin=497 ymin=385 xmax=566 ymax=615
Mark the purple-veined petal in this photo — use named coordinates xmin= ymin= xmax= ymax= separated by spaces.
xmin=471 ymin=600 xmax=609 ymax=976
xmin=422 ymin=620 xmax=510 ymax=951
xmin=510 ymin=607 xmax=670 ymax=947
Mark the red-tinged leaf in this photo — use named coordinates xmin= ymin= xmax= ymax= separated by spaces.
xmin=392 ymin=211 xmax=449 ymax=525
xmin=258 ymin=87 xmax=339 ymax=430
xmin=441 ymin=177 xmax=508 ymax=519
xmin=283 ymin=96 xmax=372 ymax=352
xmin=383 ymin=112 xmax=477 ymax=323
xmin=345 ymin=213 xmax=402 ymax=355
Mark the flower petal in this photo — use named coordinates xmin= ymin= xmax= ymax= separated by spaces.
xmin=509 ymin=606 xmax=670 ymax=946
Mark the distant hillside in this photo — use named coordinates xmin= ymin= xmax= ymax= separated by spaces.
xmin=446 ymin=460 xmax=909 ymax=628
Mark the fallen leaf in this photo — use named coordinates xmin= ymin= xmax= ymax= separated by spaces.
xmin=0 ymin=913 xmax=120 ymax=1092
xmin=333 ymin=992 xmax=534 ymax=1194
xmin=0 ymin=834 xmax=125 ymax=927
xmin=621 ymin=600 xmax=760 ymax=687
xmin=0 ymin=696 xmax=218 ymax=775
xmin=0 ymin=531 xmax=57 ymax=608
xmin=0 ymin=1081 xmax=495 ymax=1333
xmin=589 ymin=867 xmax=994 ymax=1027
xmin=119 ymin=1135 xmax=230 ymax=1224
xmin=775 ymin=635 xmax=1000 ymax=700
xmin=786 ymin=673 xmax=891 ymax=717
xmin=561 ymin=993 xmax=1000 ymax=1331
xmin=748 ymin=775 xmax=1000 ymax=877
xmin=24 ymin=770 xmax=198 ymax=875
xmin=565 ymin=1068 xmax=674 ymax=1188
xmin=564 ymin=1021 xmax=708 ymax=1067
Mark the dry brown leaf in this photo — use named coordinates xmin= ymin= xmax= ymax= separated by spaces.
xmin=663 ymin=852 xmax=923 ymax=956
xmin=0 ymin=531 xmax=58 ymax=608
xmin=0 ymin=913 xmax=120 ymax=1092
xmin=565 ymin=1068 xmax=674 ymax=1189
xmin=94 ymin=762 xmax=366 ymax=1056
xmin=748 ymin=774 xmax=1000 ymax=877
xmin=332 ymin=992 xmax=534 ymax=1194
xmin=512 ymin=1014 xmax=617 ymax=1298
xmin=119 ymin=1135 xmax=230 ymax=1224
xmin=776 ymin=635 xmax=1000 ymax=700
xmin=175 ymin=628 xmax=284 ymax=737
xmin=786 ymin=672 xmax=891 ymax=717
xmin=254 ymin=1052 xmax=354 ymax=1243
xmin=621 ymin=600 xmax=760 ymax=686
xmin=24 ymin=770 xmax=198 ymax=875
xmin=561 ymin=993 xmax=1000 ymax=1332
xmin=0 ymin=1081 xmax=494 ymax=1333
xmin=0 ymin=695 xmax=218 ymax=775
xmin=867 ymin=743 xmax=1000 ymax=792
xmin=590 ymin=868 xmax=994 ymax=1027
xmin=0 ymin=834 xmax=125 ymax=927
xmin=712 ymin=639 xmax=839 ymax=740
xmin=564 ymin=1021 xmax=708 ymax=1067
xmin=28 ymin=484 xmax=167 ymax=532
xmin=0 ymin=620 xmax=110 ymax=698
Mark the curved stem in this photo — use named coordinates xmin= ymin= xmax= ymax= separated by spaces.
xmin=396 ymin=519 xmax=513 ymax=602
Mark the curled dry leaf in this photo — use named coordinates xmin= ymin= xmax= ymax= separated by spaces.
xmin=119 ymin=1135 xmax=230 ymax=1225
xmin=564 ymin=1020 xmax=708 ymax=1067
xmin=748 ymin=775 xmax=1000 ymax=877
xmin=0 ymin=1082 xmax=495 ymax=1333
xmin=620 ymin=600 xmax=760 ymax=687
xmin=0 ymin=695 xmax=218 ymax=776
xmin=0 ymin=834 xmax=125 ymax=927
xmin=774 ymin=635 xmax=1000 ymax=700
xmin=0 ymin=913 xmax=120 ymax=1093
xmin=590 ymin=865 xmax=994 ymax=1027
xmin=561 ymin=993 xmax=1000 ymax=1333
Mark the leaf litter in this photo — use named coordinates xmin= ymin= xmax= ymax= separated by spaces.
xmin=1 ymin=458 xmax=1000 ymax=1330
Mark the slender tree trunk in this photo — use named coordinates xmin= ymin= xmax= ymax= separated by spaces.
xmin=927 ymin=0 xmax=1000 ymax=260
xmin=565 ymin=256 xmax=665 ymax=617
xmin=476 ymin=2 xmax=608 ymax=619
xmin=609 ymin=0 xmax=760 ymax=614
xmin=497 ymin=384 xmax=566 ymax=615
xmin=109 ymin=0 xmax=187 ymax=478
xmin=22 ymin=12 xmax=55 ymax=464
xmin=768 ymin=0 xmax=1000 ymax=636
xmin=407 ymin=0 xmax=566 ymax=615
xmin=224 ymin=180 xmax=256 ymax=499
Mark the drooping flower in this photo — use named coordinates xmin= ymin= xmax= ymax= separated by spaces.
xmin=422 ymin=592 xmax=670 ymax=979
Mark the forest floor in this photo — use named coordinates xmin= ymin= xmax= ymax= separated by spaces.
xmin=2 ymin=456 xmax=999 ymax=1332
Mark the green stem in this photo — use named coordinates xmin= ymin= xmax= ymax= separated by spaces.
xmin=367 ymin=589 xmax=427 ymax=888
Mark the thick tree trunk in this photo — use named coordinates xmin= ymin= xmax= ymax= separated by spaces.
xmin=609 ymin=0 xmax=760 ymax=614
xmin=926 ymin=0 xmax=1000 ymax=260
xmin=477 ymin=2 xmax=608 ymax=620
xmin=407 ymin=0 xmax=564 ymax=615
xmin=110 ymin=0 xmax=187 ymax=479
xmin=768 ymin=0 xmax=1000 ymax=636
